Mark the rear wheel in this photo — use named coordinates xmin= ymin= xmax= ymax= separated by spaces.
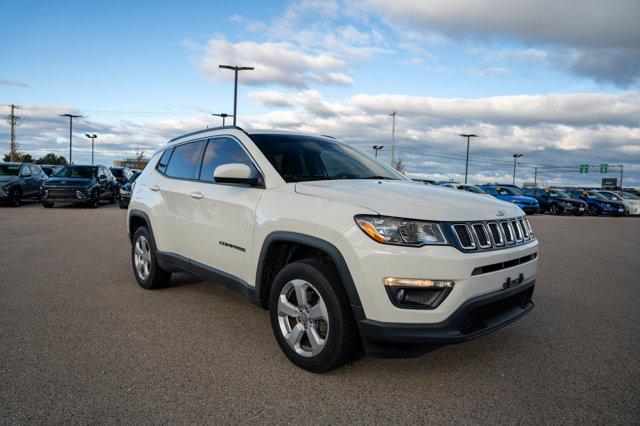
xmin=131 ymin=226 xmax=171 ymax=289
xmin=588 ymin=206 xmax=599 ymax=216
xmin=42 ymin=201 xmax=54 ymax=208
xmin=269 ymin=258 xmax=359 ymax=372
xmin=549 ymin=204 xmax=560 ymax=215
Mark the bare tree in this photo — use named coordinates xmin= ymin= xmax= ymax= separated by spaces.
xmin=395 ymin=155 xmax=407 ymax=173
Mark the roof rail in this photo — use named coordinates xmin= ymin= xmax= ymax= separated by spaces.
xmin=168 ymin=125 xmax=245 ymax=143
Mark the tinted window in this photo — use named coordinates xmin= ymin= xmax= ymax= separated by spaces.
xmin=156 ymin=149 xmax=173 ymax=174
xmin=110 ymin=168 xmax=124 ymax=178
xmin=199 ymin=137 xmax=258 ymax=182
xmin=56 ymin=166 xmax=97 ymax=178
xmin=251 ymin=134 xmax=403 ymax=182
xmin=165 ymin=141 xmax=204 ymax=179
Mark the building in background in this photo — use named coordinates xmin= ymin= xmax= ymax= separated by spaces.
xmin=113 ymin=158 xmax=149 ymax=170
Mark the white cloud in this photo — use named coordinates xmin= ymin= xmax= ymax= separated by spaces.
xmin=0 ymin=79 xmax=29 ymax=88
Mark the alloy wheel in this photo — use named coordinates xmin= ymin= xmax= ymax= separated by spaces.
xmin=134 ymin=235 xmax=152 ymax=280
xmin=277 ymin=279 xmax=329 ymax=358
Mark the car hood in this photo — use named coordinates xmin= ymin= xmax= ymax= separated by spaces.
xmin=295 ymin=180 xmax=523 ymax=221
xmin=44 ymin=177 xmax=94 ymax=187
xmin=0 ymin=175 xmax=18 ymax=184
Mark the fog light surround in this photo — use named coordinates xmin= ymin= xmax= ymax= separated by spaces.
xmin=384 ymin=277 xmax=455 ymax=309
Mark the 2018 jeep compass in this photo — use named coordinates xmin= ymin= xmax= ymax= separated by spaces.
xmin=127 ymin=127 xmax=539 ymax=372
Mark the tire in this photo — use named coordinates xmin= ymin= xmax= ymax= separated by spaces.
xmin=131 ymin=226 xmax=171 ymax=290
xmin=109 ymin=186 xmax=118 ymax=204
xmin=269 ymin=258 xmax=359 ymax=373
xmin=90 ymin=190 xmax=100 ymax=208
xmin=549 ymin=204 xmax=559 ymax=215
xmin=10 ymin=188 xmax=21 ymax=207
xmin=42 ymin=201 xmax=54 ymax=208
xmin=588 ymin=206 xmax=599 ymax=216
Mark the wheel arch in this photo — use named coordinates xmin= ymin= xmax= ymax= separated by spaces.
xmin=255 ymin=231 xmax=362 ymax=311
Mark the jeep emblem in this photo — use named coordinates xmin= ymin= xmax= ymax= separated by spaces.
xmin=497 ymin=210 xmax=507 ymax=217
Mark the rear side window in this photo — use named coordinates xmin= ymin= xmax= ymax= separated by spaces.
xmin=199 ymin=137 xmax=258 ymax=182
xmin=156 ymin=148 xmax=173 ymax=175
xmin=165 ymin=141 xmax=204 ymax=179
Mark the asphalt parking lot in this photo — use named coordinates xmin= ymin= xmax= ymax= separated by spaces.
xmin=1 ymin=202 xmax=638 ymax=423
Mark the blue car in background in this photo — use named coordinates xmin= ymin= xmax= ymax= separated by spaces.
xmin=480 ymin=185 xmax=540 ymax=214
xmin=522 ymin=187 xmax=587 ymax=215
xmin=566 ymin=190 xmax=628 ymax=216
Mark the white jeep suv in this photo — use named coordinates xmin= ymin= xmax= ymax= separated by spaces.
xmin=128 ymin=127 xmax=538 ymax=372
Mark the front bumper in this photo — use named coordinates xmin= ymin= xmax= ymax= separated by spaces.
xmin=559 ymin=203 xmax=585 ymax=213
xmin=42 ymin=188 xmax=92 ymax=203
xmin=358 ymin=277 xmax=534 ymax=354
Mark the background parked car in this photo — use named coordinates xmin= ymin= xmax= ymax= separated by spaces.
xmin=40 ymin=164 xmax=65 ymax=177
xmin=440 ymin=183 xmax=494 ymax=198
xmin=480 ymin=184 xmax=540 ymax=214
xmin=0 ymin=162 xmax=48 ymax=207
xmin=118 ymin=171 xmax=140 ymax=209
xmin=110 ymin=167 xmax=134 ymax=185
xmin=596 ymin=190 xmax=640 ymax=216
xmin=522 ymin=187 xmax=587 ymax=215
xmin=566 ymin=190 xmax=627 ymax=216
xmin=41 ymin=165 xmax=119 ymax=208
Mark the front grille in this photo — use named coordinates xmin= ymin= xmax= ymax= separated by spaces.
xmin=47 ymin=189 xmax=77 ymax=198
xmin=472 ymin=224 xmax=491 ymax=248
xmin=511 ymin=220 xmax=523 ymax=241
xmin=452 ymin=224 xmax=475 ymax=249
xmin=501 ymin=221 xmax=514 ymax=244
xmin=459 ymin=286 xmax=534 ymax=334
xmin=487 ymin=222 xmax=504 ymax=246
xmin=471 ymin=253 xmax=538 ymax=275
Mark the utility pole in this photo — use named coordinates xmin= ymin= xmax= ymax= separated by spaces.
xmin=60 ymin=114 xmax=83 ymax=164
xmin=219 ymin=65 xmax=254 ymax=126
xmin=620 ymin=165 xmax=624 ymax=188
xmin=390 ymin=110 xmax=397 ymax=169
xmin=534 ymin=167 xmax=538 ymax=187
xmin=512 ymin=153 xmax=523 ymax=185
xmin=5 ymin=104 xmax=22 ymax=161
xmin=85 ymin=134 xmax=97 ymax=165
xmin=212 ymin=113 xmax=233 ymax=126
xmin=373 ymin=145 xmax=384 ymax=158
xmin=459 ymin=134 xmax=477 ymax=184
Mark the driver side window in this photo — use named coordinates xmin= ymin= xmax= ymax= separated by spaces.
xmin=199 ymin=137 xmax=258 ymax=182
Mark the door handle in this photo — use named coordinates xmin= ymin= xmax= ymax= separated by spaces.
xmin=188 ymin=191 xmax=204 ymax=200
xmin=149 ymin=185 xmax=160 ymax=192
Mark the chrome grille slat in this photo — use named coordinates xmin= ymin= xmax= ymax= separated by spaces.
xmin=452 ymin=224 xmax=476 ymax=249
xmin=511 ymin=220 xmax=523 ymax=241
xmin=487 ymin=222 xmax=504 ymax=246
xmin=471 ymin=223 xmax=491 ymax=248
xmin=500 ymin=221 xmax=514 ymax=244
xmin=518 ymin=218 xmax=529 ymax=239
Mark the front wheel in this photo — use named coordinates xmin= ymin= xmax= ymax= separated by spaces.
xmin=549 ymin=204 xmax=560 ymax=215
xmin=89 ymin=190 xmax=100 ymax=208
xmin=588 ymin=206 xmax=599 ymax=216
xmin=10 ymin=188 xmax=22 ymax=207
xmin=269 ymin=258 xmax=359 ymax=372
xmin=42 ymin=201 xmax=54 ymax=208
xmin=131 ymin=227 xmax=172 ymax=289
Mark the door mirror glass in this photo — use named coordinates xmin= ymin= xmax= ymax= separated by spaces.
xmin=213 ymin=163 xmax=256 ymax=185
xmin=99 ymin=174 xmax=107 ymax=180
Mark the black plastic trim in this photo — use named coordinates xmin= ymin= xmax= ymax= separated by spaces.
xmin=255 ymin=231 xmax=363 ymax=309
xmin=359 ymin=278 xmax=535 ymax=350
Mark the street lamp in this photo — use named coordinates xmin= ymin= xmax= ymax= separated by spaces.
xmin=85 ymin=134 xmax=97 ymax=165
xmin=60 ymin=113 xmax=83 ymax=164
xmin=373 ymin=145 xmax=384 ymax=157
xmin=212 ymin=113 xmax=234 ymax=126
xmin=219 ymin=65 xmax=254 ymax=126
xmin=459 ymin=134 xmax=477 ymax=184
xmin=512 ymin=153 xmax=523 ymax=185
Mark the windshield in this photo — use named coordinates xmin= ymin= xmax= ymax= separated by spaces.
xmin=110 ymin=168 xmax=124 ymax=178
xmin=598 ymin=191 xmax=620 ymax=200
xmin=548 ymin=189 xmax=569 ymax=198
xmin=617 ymin=192 xmax=640 ymax=200
xmin=461 ymin=185 xmax=485 ymax=194
xmin=251 ymin=134 xmax=405 ymax=182
xmin=0 ymin=164 xmax=21 ymax=176
xmin=494 ymin=187 xmax=519 ymax=196
xmin=130 ymin=173 xmax=140 ymax=183
xmin=584 ymin=191 xmax=607 ymax=200
xmin=55 ymin=166 xmax=97 ymax=179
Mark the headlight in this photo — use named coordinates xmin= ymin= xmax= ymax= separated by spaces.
xmin=510 ymin=199 xmax=521 ymax=203
xmin=355 ymin=215 xmax=447 ymax=246
xmin=120 ymin=188 xmax=130 ymax=195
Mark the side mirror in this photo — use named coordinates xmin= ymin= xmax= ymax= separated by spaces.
xmin=213 ymin=163 xmax=259 ymax=186
xmin=99 ymin=174 xmax=107 ymax=181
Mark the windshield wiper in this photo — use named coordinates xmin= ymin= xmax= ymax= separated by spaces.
xmin=362 ymin=175 xmax=396 ymax=180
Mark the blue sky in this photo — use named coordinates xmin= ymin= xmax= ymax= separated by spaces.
xmin=1 ymin=0 xmax=639 ymax=186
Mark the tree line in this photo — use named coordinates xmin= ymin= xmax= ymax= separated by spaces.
xmin=2 ymin=152 xmax=68 ymax=165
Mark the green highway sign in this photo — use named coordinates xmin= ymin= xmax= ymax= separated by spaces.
xmin=579 ymin=164 xmax=589 ymax=173
xmin=600 ymin=164 xmax=608 ymax=173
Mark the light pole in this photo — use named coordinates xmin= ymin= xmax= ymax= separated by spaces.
xmin=512 ymin=153 xmax=523 ymax=185
xmin=85 ymin=134 xmax=97 ymax=165
xmin=212 ymin=113 xmax=233 ymax=126
xmin=219 ymin=65 xmax=254 ymax=126
xmin=459 ymin=134 xmax=477 ymax=184
xmin=373 ymin=145 xmax=384 ymax=157
xmin=60 ymin=114 xmax=83 ymax=164
xmin=389 ymin=110 xmax=397 ymax=168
